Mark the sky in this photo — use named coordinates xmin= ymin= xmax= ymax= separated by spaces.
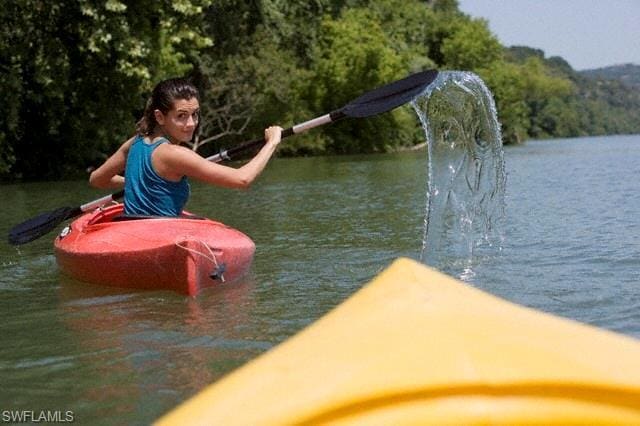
xmin=456 ymin=0 xmax=640 ymax=71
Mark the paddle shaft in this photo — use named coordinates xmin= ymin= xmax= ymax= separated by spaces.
xmin=206 ymin=111 xmax=346 ymax=162
xmin=81 ymin=190 xmax=125 ymax=211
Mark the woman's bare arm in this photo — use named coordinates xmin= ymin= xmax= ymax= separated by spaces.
xmin=156 ymin=126 xmax=283 ymax=189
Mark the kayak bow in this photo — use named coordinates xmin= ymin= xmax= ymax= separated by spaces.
xmin=157 ymin=258 xmax=640 ymax=424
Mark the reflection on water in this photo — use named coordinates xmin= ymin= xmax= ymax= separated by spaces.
xmin=412 ymin=71 xmax=506 ymax=280
xmin=53 ymin=274 xmax=264 ymax=422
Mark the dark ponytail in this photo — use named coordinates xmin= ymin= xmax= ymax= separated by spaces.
xmin=136 ymin=78 xmax=200 ymax=136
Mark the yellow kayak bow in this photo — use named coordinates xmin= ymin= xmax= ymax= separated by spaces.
xmin=157 ymin=258 xmax=640 ymax=425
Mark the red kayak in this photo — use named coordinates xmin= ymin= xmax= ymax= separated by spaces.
xmin=54 ymin=204 xmax=255 ymax=296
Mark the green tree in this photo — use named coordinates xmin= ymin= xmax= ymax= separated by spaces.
xmin=440 ymin=18 xmax=502 ymax=70
xmin=197 ymin=29 xmax=314 ymax=156
xmin=480 ymin=57 xmax=574 ymax=143
xmin=479 ymin=61 xmax=531 ymax=144
xmin=0 ymin=0 xmax=211 ymax=180
xmin=518 ymin=57 xmax=574 ymax=139
xmin=366 ymin=0 xmax=437 ymax=72
xmin=308 ymin=8 xmax=410 ymax=153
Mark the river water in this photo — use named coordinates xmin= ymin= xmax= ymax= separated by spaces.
xmin=1 ymin=134 xmax=639 ymax=423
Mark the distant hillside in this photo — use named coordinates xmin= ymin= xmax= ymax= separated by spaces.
xmin=580 ymin=64 xmax=640 ymax=89
xmin=503 ymin=46 xmax=640 ymax=139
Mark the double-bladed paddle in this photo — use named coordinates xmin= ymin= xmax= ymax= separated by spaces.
xmin=207 ymin=69 xmax=438 ymax=162
xmin=8 ymin=69 xmax=438 ymax=245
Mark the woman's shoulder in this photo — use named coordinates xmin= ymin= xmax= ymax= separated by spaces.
xmin=154 ymin=142 xmax=199 ymax=161
xmin=155 ymin=142 xmax=213 ymax=174
xmin=151 ymin=142 xmax=202 ymax=181
xmin=117 ymin=135 xmax=139 ymax=154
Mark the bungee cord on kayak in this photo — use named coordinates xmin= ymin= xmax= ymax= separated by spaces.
xmin=175 ymin=239 xmax=226 ymax=283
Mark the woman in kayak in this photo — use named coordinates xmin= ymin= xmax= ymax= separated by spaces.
xmin=89 ymin=77 xmax=282 ymax=216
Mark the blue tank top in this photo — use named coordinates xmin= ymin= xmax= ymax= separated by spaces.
xmin=124 ymin=135 xmax=190 ymax=216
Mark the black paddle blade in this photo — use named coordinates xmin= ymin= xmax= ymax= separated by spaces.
xmin=8 ymin=206 xmax=79 ymax=245
xmin=339 ymin=70 xmax=438 ymax=118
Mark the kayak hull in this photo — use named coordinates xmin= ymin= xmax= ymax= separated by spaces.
xmin=54 ymin=204 xmax=255 ymax=295
xmin=157 ymin=258 xmax=640 ymax=424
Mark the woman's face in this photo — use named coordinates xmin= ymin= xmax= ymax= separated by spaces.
xmin=155 ymin=98 xmax=200 ymax=143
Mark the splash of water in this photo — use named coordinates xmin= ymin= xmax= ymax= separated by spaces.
xmin=412 ymin=71 xmax=506 ymax=280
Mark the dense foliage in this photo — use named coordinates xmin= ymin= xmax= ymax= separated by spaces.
xmin=1 ymin=0 xmax=639 ymax=180
xmin=0 ymin=0 xmax=212 ymax=179
xmin=502 ymin=47 xmax=640 ymax=141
